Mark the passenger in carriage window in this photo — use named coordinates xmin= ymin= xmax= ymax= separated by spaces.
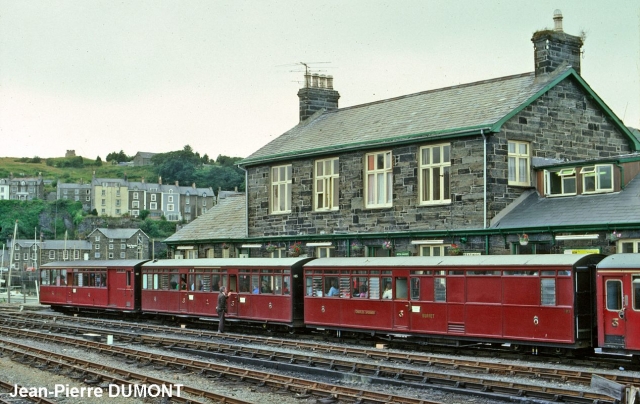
xmin=283 ymin=281 xmax=290 ymax=295
xmin=327 ymin=279 xmax=340 ymax=297
xmin=358 ymin=284 xmax=368 ymax=298
xmin=253 ymin=284 xmax=260 ymax=294
xmin=382 ymin=283 xmax=392 ymax=299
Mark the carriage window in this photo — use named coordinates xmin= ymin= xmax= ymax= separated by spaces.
xmin=260 ymin=275 xmax=273 ymax=293
xmin=395 ymin=277 xmax=408 ymax=299
xmin=369 ymin=277 xmax=380 ymax=299
xmin=633 ymin=277 xmax=640 ymax=311
xmin=283 ymin=275 xmax=290 ymax=295
xmin=381 ymin=277 xmax=392 ymax=299
xmin=503 ymin=271 xmax=539 ymax=276
xmin=239 ymin=275 xmax=250 ymax=293
xmin=325 ymin=277 xmax=340 ymax=297
xmin=410 ymin=278 xmax=420 ymax=300
xmin=540 ymin=278 xmax=556 ymax=305
xmin=434 ymin=278 xmax=446 ymax=302
xmin=606 ymin=280 xmax=623 ymax=311
xmin=169 ymin=273 xmax=180 ymax=290
xmin=251 ymin=274 xmax=260 ymax=294
xmin=211 ymin=274 xmax=221 ymax=292
xmin=353 ymin=277 xmax=368 ymax=298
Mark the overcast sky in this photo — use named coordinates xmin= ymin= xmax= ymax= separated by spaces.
xmin=1 ymin=1 xmax=638 ymax=160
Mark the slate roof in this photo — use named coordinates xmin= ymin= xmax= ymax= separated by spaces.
xmin=490 ymin=175 xmax=640 ymax=230
xmin=8 ymin=240 xmax=91 ymax=249
xmin=88 ymin=228 xmax=146 ymax=240
xmin=242 ymin=67 xmax=638 ymax=166
xmin=164 ymin=194 xmax=247 ymax=243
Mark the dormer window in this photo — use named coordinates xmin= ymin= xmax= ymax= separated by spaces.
xmin=545 ymin=168 xmax=576 ymax=196
xmin=581 ymin=164 xmax=613 ymax=194
xmin=543 ymin=164 xmax=614 ymax=197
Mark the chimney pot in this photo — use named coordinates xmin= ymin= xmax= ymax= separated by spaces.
xmin=312 ymin=73 xmax=319 ymax=87
xmin=326 ymin=75 xmax=334 ymax=89
xmin=319 ymin=74 xmax=327 ymax=88
xmin=553 ymin=9 xmax=563 ymax=32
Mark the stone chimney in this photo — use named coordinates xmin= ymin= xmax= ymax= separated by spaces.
xmin=297 ymin=73 xmax=340 ymax=122
xmin=531 ymin=10 xmax=583 ymax=76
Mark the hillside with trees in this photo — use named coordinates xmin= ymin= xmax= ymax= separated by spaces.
xmin=0 ymin=145 xmax=245 ymax=248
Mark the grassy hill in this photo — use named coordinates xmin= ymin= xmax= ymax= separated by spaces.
xmin=0 ymin=157 xmax=156 ymax=192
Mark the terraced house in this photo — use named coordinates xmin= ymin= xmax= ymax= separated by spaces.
xmin=165 ymin=12 xmax=640 ymax=258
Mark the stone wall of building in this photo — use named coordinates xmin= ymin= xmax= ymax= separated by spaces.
xmin=247 ymin=76 xmax=633 ymax=248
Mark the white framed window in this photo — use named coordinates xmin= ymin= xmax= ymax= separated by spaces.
xmin=74 ymin=250 xmax=79 ymax=259
xmin=95 ymin=236 xmax=100 ymax=242
xmin=167 ymin=204 xmax=174 ymax=211
xmin=168 ymin=195 xmax=173 ymax=203
xmin=23 ymin=253 xmax=29 ymax=260
xmin=314 ymin=157 xmax=339 ymax=211
xmin=150 ymin=202 xmax=157 ymax=210
xmin=316 ymin=246 xmax=334 ymax=258
xmin=365 ymin=151 xmax=392 ymax=208
xmin=120 ymin=252 xmax=126 ymax=258
xmin=271 ymin=164 xmax=292 ymax=214
xmin=109 ymin=244 xmax=114 ymax=250
xmin=419 ymin=245 xmax=447 ymax=256
xmin=121 ymin=243 xmax=126 ymax=249
xmin=508 ymin=140 xmax=530 ymax=186
xmin=86 ymin=196 xmax=90 ymax=201
xmin=49 ymin=250 xmax=55 ymax=259
xmin=620 ymin=239 xmax=640 ymax=253
xmin=132 ymin=201 xmax=139 ymax=208
xmin=63 ymin=250 xmax=69 ymax=260
xmin=186 ymin=198 xmax=190 ymax=205
xmin=95 ymin=244 xmax=100 ymax=250
xmin=14 ymin=253 xmax=19 ymax=261
xmin=95 ymin=252 xmax=101 ymax=258
xmin=133 ymin=192 xmax=139 ymax=200
xmin=581 ymin=164 xmax=613 ymax=194
xmin=108 ymin=253 xmax=114 ymax=259
xmin=544 ymin=168 xmax=577 ymax=196
xmin=419 ymin=144 xmax=451 ymax=205
xmin=151 ymin=194 xmax=156 ymax=201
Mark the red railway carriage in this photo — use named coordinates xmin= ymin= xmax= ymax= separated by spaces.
xmin=140 ymin=258 xmax=311 ymax=327
xmin=304 ymin=254 xmax=604 ymax=351
xmin=40 ymin=260 xmax=146 ymax=311
xmin=596 ymin=254 xmax=640 ymax=355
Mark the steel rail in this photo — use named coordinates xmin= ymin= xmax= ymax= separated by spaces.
xmin=0 ymin=329 xmax=445 ymax=404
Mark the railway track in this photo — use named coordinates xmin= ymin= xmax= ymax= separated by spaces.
xmin=0 ymin=312 xmax=628 ymax=403
xmin=6 ymin=311 xmax=639 ymax=386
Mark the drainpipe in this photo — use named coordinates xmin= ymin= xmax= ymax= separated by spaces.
xmin=238 ymin=165 xmax=249 ymax=238
xmin=481 ymin=129 xmax=487 ymax=229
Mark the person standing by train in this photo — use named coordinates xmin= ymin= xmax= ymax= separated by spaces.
xmin=217 ymin=286 xmax=229 ymax=333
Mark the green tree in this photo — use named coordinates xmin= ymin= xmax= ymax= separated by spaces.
xmin=105 ymin=150 xmax=131 ymax=163
xmin=151 ymin=145 xmax=202 ymax=185
xmin=194 ymin=165 xmax=244 ymax=192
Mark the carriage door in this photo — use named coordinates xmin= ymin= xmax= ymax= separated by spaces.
xmin=178 ymin=271 xmax=189 ymax=313
xmin=227 ymin=272 xmax=239 ymax=316
xmin=602 ymin=276 xmax=626 ymax=348
xmin=625 ymin=275 xmax=640 ymax=351
xmin=392 ymin=275 xmax=410 ymax=330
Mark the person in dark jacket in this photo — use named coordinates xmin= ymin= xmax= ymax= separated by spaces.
xmin=217 ymin=286 xmax=229 ymax=333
